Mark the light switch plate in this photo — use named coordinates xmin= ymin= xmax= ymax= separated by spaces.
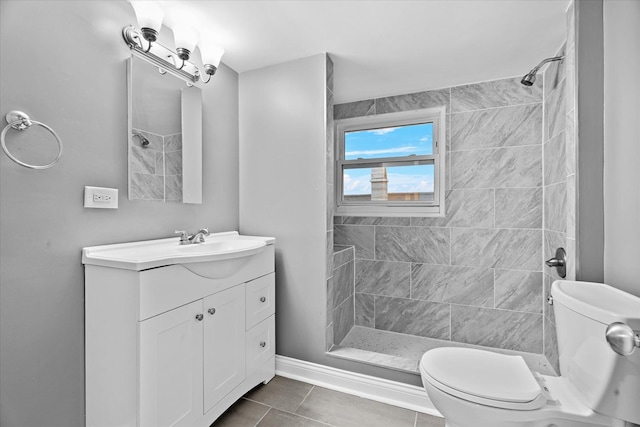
xmin=84 ymin=186 xmax=118 ymax=209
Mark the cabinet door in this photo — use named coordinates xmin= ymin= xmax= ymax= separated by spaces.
xmin=203 ymin=284 xmax=246 ymax=412
xmin=139 ymin=300 xmax=203 ymax=427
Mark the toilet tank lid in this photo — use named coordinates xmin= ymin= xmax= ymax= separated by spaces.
xmin=420 ymin=348 xmax=542 ymax=403
xmin=552 ymin=280 xmax=640 ymax=328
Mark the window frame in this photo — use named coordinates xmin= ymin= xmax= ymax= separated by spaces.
xmin=335 ymin=106 xmax=446 ymax=217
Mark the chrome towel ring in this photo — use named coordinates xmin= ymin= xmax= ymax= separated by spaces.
xmin=1 ymin=110 xmax=63 ymax=170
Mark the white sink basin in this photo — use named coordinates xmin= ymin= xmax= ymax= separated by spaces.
xmin=82 ymin=231 xmax=274 ymax=272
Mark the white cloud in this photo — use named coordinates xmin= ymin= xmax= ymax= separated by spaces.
xmin=346 ymin=146 xmax=418 ymax=157
xmin=387 ymin=173 xmax=434 ymax=193
xmin=343 ymin=172 xmax=371 ymax=195
xmin=367 ymin=127 xmax=397 ymax=135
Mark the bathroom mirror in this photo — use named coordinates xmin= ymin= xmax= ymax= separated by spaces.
xmin=127 ymin=55 xmax=202 ymax=203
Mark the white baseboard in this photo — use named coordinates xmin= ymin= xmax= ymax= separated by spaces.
xmin=275 ymin=355 xmax=442 ymax=417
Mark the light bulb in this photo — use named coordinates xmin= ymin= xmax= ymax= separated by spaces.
xmin=173 ymin=23 xmax=198 ymax=60
xmin=129 ymin=1 xmax=164 ymax=38
xmin=201 ymin=42 xmax=225 ymax=68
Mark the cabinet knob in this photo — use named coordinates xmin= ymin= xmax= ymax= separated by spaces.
xmin=208 ymin=308 xmax=216 ymax=315
xmin=259 ymin=341 xmax=266 ymax=348
xmin=195 ymin=314 xmax=204 ymax=321
xmin=260 ymin=296 xmax=266 ymax=303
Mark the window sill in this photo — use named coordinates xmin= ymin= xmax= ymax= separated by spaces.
xmin=335 ymin=205 xmax=445 ymax=218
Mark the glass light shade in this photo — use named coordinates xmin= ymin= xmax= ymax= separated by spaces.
xmin=200 ymin=42 xmax=225 ymax=68
xmin=129 ymin=1 xmax=164 ymax=32
xmin=172 ymin=23 xmax=198 ymax=52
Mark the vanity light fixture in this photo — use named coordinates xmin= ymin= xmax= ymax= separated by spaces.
xmin=122 ymin=1 xmax=224 ymax=85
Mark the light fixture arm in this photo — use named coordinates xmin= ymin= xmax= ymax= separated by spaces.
xmin=122 ymin=25 xmax=200 ymax=85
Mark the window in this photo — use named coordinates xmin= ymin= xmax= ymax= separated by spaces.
xmin=335 ymin=107 xmax=446 ymax=217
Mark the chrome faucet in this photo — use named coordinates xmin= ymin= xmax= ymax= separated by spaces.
xmin=175 ymin=228 xmax=210 ymax=245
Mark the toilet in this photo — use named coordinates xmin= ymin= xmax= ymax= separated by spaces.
xmin=419 ymin=280 xmax=640 ymax=427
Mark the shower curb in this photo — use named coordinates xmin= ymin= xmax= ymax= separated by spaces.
xmin=275 ymin=355 xmax=442 ymax=417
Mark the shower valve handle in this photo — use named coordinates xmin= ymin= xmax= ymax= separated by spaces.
xmin=545 ymin=247 xmax=567 ymax=278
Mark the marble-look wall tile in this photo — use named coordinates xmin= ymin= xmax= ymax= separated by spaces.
xmin=326 ymin=323 xmax=334 ymax=351
xmin=155 ymin=151 xmax=164 ymax=176
xmin=326 ymin=54 xmax=334 ymax=92
xmin=164 ymin=175 xmax=182 ymax=202
xmin=411 ymin=264 xmax=493 ymax=307
xmin=543 ymin=44 xmax=566 ymax=98
xmin=326 ymin=230 xmax=334 ymax=278
xmin=376 ymin=88 xmax=450 ymax=114
xmin=333 ymin=216 xmax=343 ymax=225
xmin=566 ymin=2 xmax=575 ymax=113
xmin=451 ymin=77 xmax=542 ymax=112
xmin=132 ymin=128 xmax=163 ymax=150
xmin=546 ymin=80 xmax=566 ymax=139
xmin=343 ymin=216 xmax=409 ymax=226
xmin=130 ymin=147 xmax=157 ymax=174
xmin=451 ymin=228 xmax=542 ymax=271
xmin=165 ymin=151 xmax=182 ymax=175
xmin=130 ymin=173 xmax=164 ymax=200
xmin=451 ymin=305 xmax=543 ymax=353
xmin=544 ymin=317 xmax=560 ymax=374
xmin=375 ymin=226 xmax=450 ymax=264
xmin=544 ymin=274 xmax=555 ymax=325
xmin=333 ymin=296 xmax=354 ymax=345
xmin=334 ymin=100 xmax=375 ymax=120
xmin=451 ymin=104 xmax=542 ymax=151
xmin=566 ymin=109 xmax=575 ymax=175
xmin=334 ymin=225 xmax=374 ymax=259
xmin=544 ymin=230 xmax=566 ymax=278
xmin=355 ymin=293 xmax=374 ymax=328
xmin=333 ymin=246 xmax=354 ymax=268
xmin=326 ymin=277 xmax=334 ymax=327
xmin=544 ymin=131 xmax=566 ymax=186
xmin=164 ymin=133 xmax=182 ymax=151
xmin=494 ymin=270 xmax=543 ymax=313
xmin=375 ymin=296 xmax=450 ymax=339
xmin=451 ymin=145 xmax=542 ymax=189
xmin=355 ymin=260 xmax=410 ymax=298
xmin=411 ymin=189 xmax=494 ymax=228
xmin=565 ymin=237 xmax=576 ymax=281
xmin=566 ymin=175 xmax=575 ymax=239
xmin=495 ymin=188 xmax=542 ymax=229
xmin=333 ymin=260 xmax=354 ymax=308
xmin=544 ymin=182 xmax=567 ymax=233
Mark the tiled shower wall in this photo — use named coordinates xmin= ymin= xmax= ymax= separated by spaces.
xmin=130 ymin=128 xmax=183 ymax=202
xmin=332 ymin=76 xmax=547 ymax=354
xmin=543 ymin=1 xmax=577 ymax=373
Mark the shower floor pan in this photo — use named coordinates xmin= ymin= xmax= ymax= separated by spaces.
xmin=328 ymin=326 xmax=557 ymax=376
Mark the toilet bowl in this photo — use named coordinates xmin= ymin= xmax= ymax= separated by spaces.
xmin=420 ymin=280 xmax=640 ymax=427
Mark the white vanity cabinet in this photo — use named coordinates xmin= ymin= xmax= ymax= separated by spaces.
xmin=83 ymin=233 xmax=275 ymax=427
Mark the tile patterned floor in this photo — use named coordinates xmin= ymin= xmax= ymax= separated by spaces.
xmin=211 ymin=376 xmax=445 ymax=427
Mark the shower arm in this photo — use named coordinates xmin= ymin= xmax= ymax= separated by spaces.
xmin=530 ymin=55 xmax=565 ymax=73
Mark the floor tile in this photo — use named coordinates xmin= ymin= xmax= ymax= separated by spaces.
xmin=244 ymin=376 xmax=314 ymax=413
xmin=257 ymin=409 xmax=330 ymax=427
xmin=296 ymin=386 xmax=416 ymax=427
xmin=416 ymin=412 xmax=446 ymax=427
xmin=211 ymin=398 xmax=270 ymax=427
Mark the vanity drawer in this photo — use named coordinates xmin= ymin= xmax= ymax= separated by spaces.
xmin=245 ymin=273 xmax=275 ymax=329
xmin=246 ymin=315 xmax=275 ymax=377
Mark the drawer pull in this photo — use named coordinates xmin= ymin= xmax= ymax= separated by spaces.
xmin=259 ymin=341 xmax=266 ymax=348
xmin=208 ymin=308 xmax=216 ymax=315
xmin=195 ymin=314 xmax=204 ymax=321
xmin=259 ymin=296 xmax=266 ymax=303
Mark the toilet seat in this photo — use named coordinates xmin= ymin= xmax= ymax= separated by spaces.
xmin=420 ymin=348 xmax=546 ymax=411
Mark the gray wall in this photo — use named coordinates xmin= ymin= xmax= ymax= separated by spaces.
xmin=333 ymin=76 xmax=546 ymax=354
xmin=0 ymin=2 xmax=239 ymax=426
xmin=603 ymin=0 xmax=640 ymax=297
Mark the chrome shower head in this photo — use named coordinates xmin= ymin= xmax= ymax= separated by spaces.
xmin=521 ymin=70 xmax=537 ymax=86
xmin=520 ymin=55 xmax=565 ymax=86
xmin=132 ymin=132 xmax=150 ymax=147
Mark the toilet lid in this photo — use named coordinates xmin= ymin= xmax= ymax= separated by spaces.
xmin=420 ymin=348 xmax=543 ymax=405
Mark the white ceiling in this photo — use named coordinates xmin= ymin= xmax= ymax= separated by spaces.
xmin=155 ymin=0 xmax=570 ymax=103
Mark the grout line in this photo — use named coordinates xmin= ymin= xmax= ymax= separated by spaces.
xmin=293 ymin=385 xmax=315 ymax=414
xmin=448 ymin=142 xmax=543 ymax=154
xmin=414 ymin=411 xmax=418 ymax=427
xmin=449 ymin=100 xmax=543 ymax=115
xmin=253 ymin=406 xmax=271 ymax=427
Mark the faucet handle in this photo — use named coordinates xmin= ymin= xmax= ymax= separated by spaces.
xmin=175 ymin=230 xmax=189 ymax=244
xmin=198 ymin=228 xmax=210 ymax=236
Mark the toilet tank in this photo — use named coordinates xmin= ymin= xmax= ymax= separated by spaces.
xmin=552 ymin=280 xmax=640 ymax=424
